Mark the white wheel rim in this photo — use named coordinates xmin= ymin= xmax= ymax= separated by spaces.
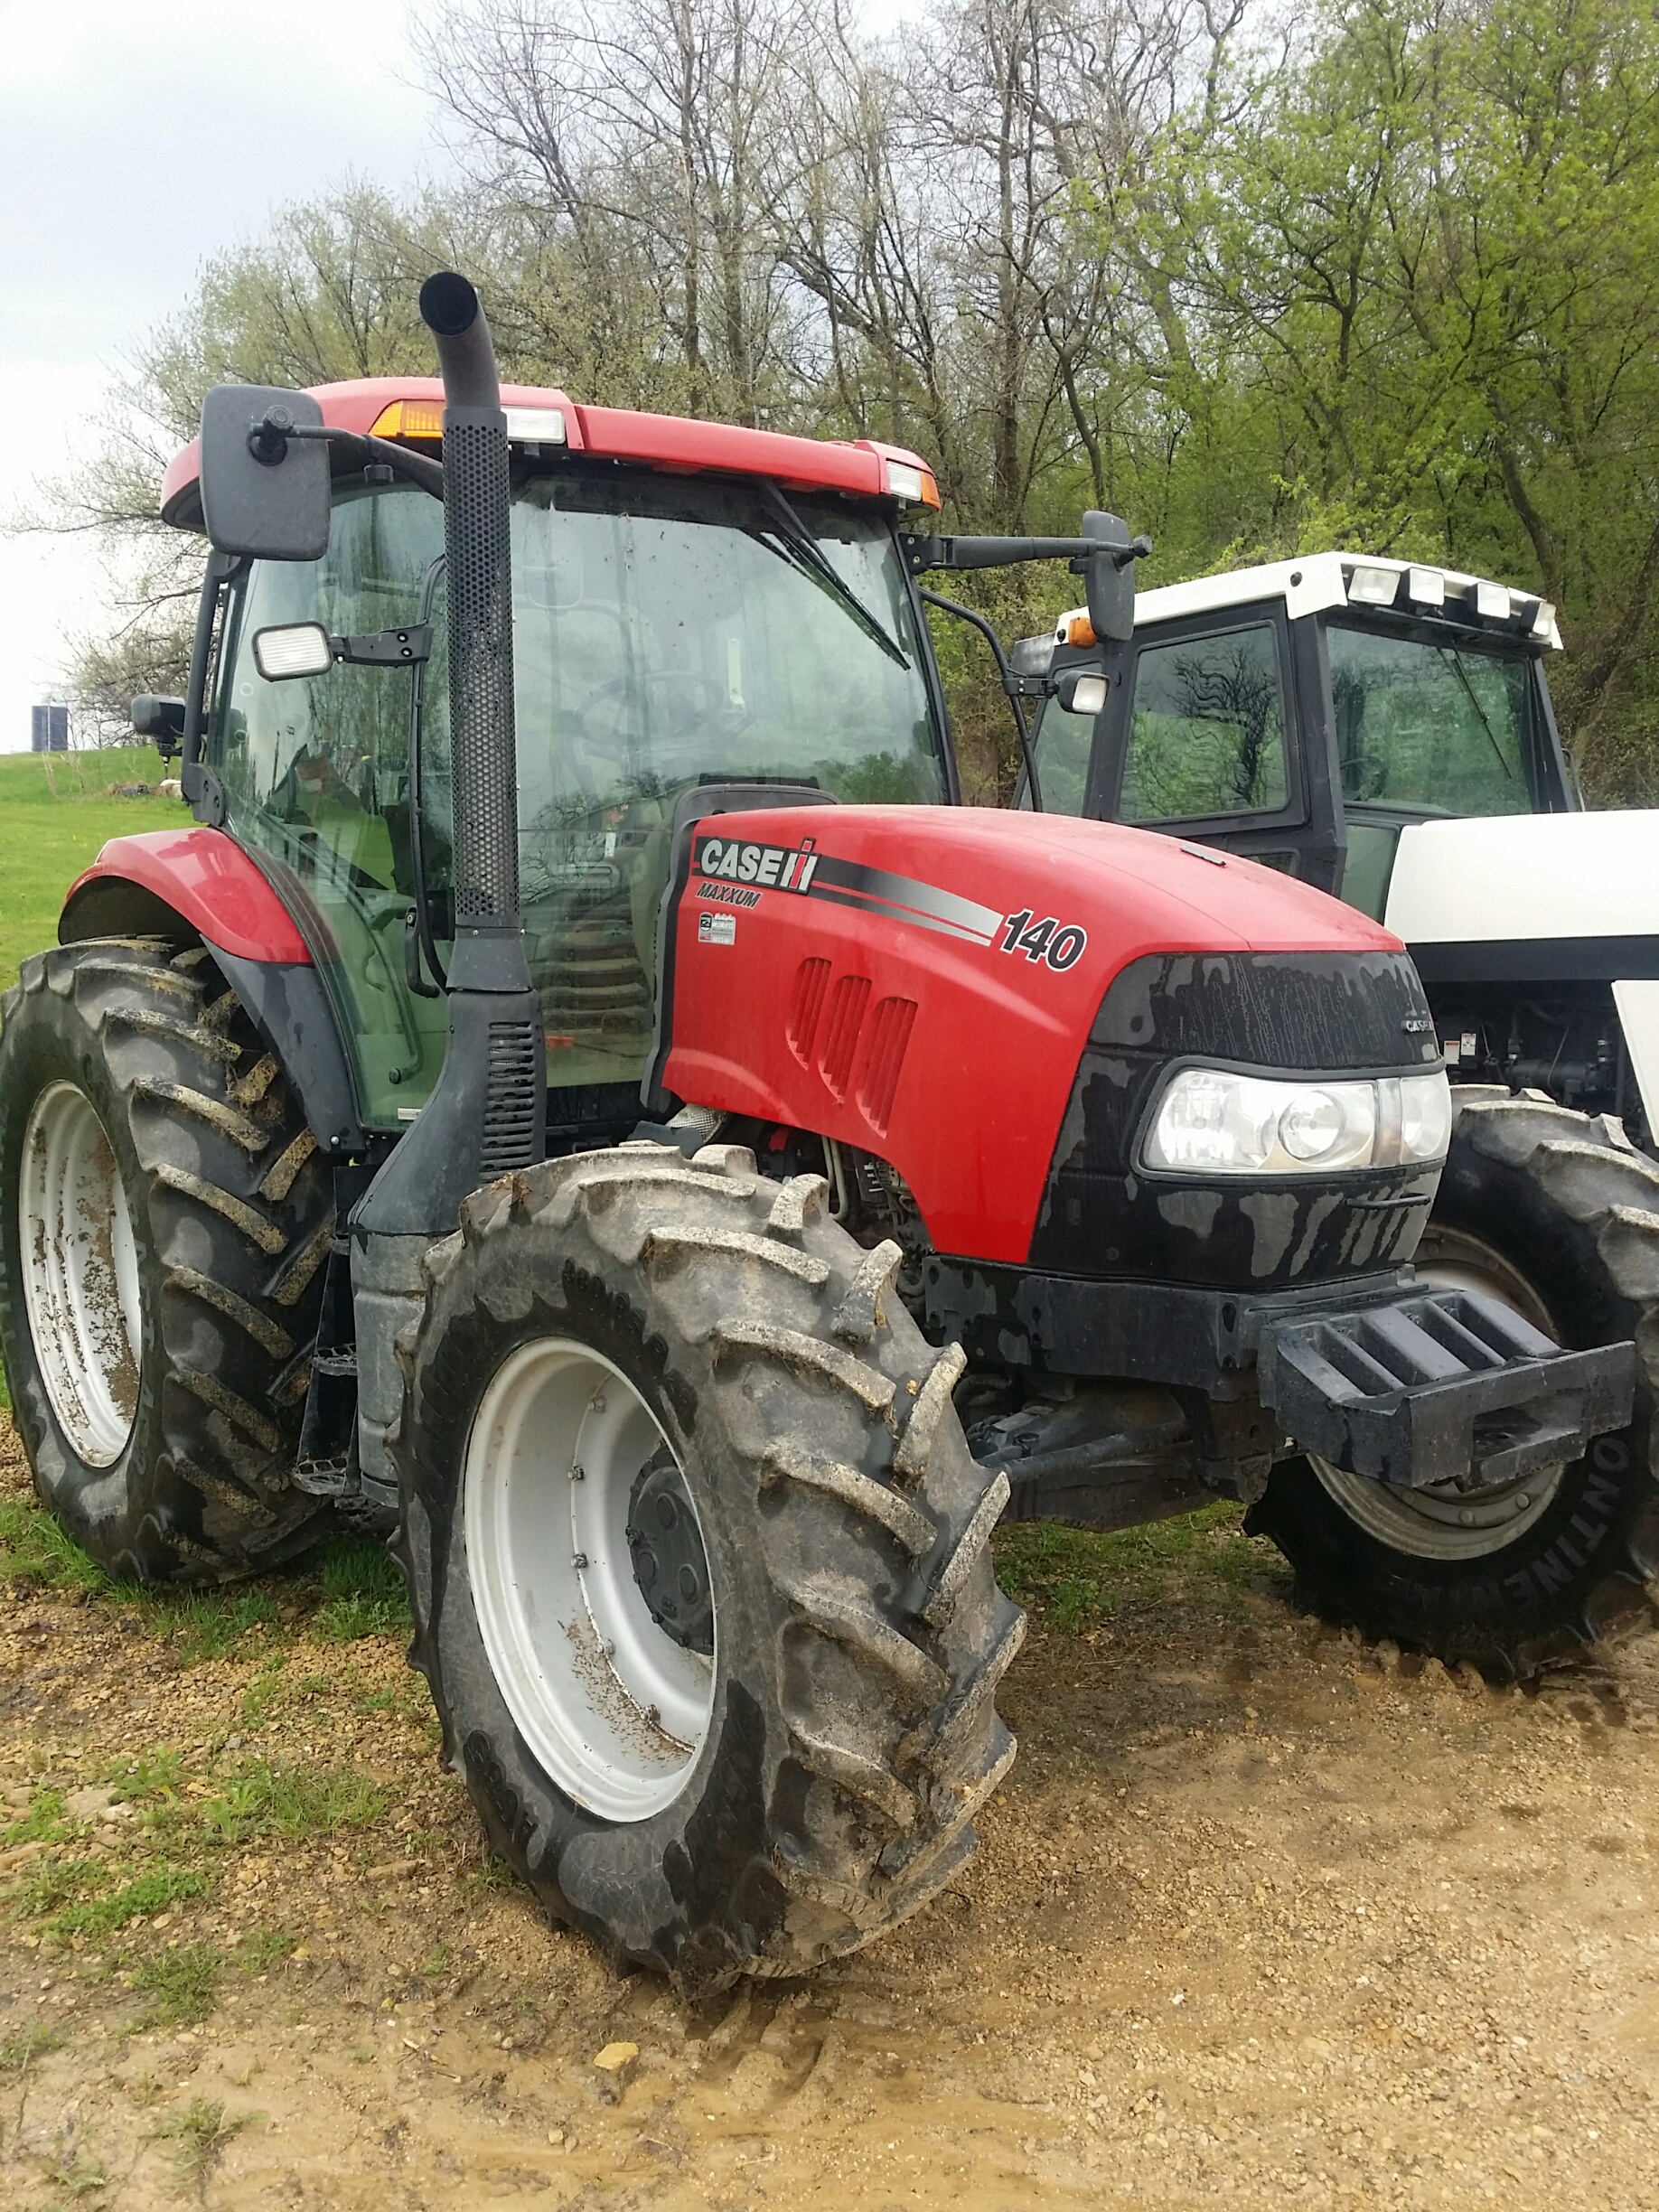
xmin=463 ymin=1338 xmax=716 ymax=1823
xmin=19 ymin=1082 xmax=142 ymax=1467
xmin=1311 ymin=1226 xmax=1571 ymax=1560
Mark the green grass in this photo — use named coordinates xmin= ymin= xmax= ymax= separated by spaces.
xmin=132 ymin=1943 xmax=224 ymax=2028
xmin=0 ymin=745 xmax=181 ymax=999
xmin=45 ymin=1866 xmax=208 ymax=1941
xmin=198 ymin=1761 xmax=386 ymax=1847
xmin=0 ymin=1486 xmax=112 ymax=1594
xmin=0 ymin=1477 xmax=409 ymax=1660
xmin=234 ymin=1927 xmax=298 ymax=1971
xmin=0 ymin=2020 xmax=64 ymax=2072
xmin=153 ymin=2094 xmax=256 ymax=2182
xmin=314 ymin=1532 xmax=410 ymax=1641
xmin=149 ymin=1588 xmax=283 ymax=1666
xmin=993 ymin=1500 xmax=1285 ymax=1634
xmin=1 ymin=1786 xmax=75 ymax=1849
xmin=0 ymin=745 xmax=176 ymax=1408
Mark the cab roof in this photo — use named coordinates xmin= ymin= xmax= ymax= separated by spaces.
xmin=1054 ymin=550 xmax=1561 ymax=651
xmin=160 ymin=376 xmax=938 ymax=530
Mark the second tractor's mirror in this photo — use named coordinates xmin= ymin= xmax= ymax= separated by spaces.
xmin=253 ymin=623 xmax=333 ymax=681
xmin=198 ymin=384 xmax=332 ymax=563
xmin=1081 ymin=511 xmax=1148 ymax=644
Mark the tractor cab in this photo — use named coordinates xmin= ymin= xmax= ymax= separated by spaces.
xmin=155 ymin=380 xmax=954 ymax=1144
xmin=1020 ymin=552 xmax=1570 ymax=913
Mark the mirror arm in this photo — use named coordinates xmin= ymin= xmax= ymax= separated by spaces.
xmin=252 ymin=417 xmax=445 ymax=500
xmin=904 ymin=520 xmax=1151 ymax=644
xmin=907 ymin=534 xmax=1090 ymax=571
xmin=918 ymin=586 xmax=1043 ymax=812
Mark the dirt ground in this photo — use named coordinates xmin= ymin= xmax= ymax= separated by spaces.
xmin=4 ymin=1415 xmax=1659 ymax=2211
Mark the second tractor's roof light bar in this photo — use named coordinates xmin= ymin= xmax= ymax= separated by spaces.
xmin=1343 ymin=558 xmax=1558 ymax=644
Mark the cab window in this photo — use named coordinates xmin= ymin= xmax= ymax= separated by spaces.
xmin=1122 ymin=623 xmax=1289 ymax=821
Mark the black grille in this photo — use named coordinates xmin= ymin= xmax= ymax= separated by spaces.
xmin=442 ymin=416 xmax=519 ymax=926
xmin=1092 ymin=950 xmax=1437 ymax=1068
xmin=479 ymin=1019 xmax=539 ymax=1175
xmin=1029 ymin=948 xmax=1443 ymax=1283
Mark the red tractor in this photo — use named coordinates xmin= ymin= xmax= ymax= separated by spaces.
xmin=0 ymin=276 xmax=1634 ymax=1992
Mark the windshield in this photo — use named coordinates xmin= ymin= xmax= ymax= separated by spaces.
xmin=212 ymin=472 xmax=945 ymax=1129
xmin=1327 ymin=623 xmax=1534 ymax=817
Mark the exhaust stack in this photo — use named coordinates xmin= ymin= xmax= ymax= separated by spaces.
xmin=355 ymin=272 xmax=545 ymax=1253
xmin=418 ymin=271 xmax=525 ymax=970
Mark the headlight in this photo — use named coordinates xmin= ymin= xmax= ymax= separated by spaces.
xmin=1144 ymin=1068 xmax=1451 ymax=1176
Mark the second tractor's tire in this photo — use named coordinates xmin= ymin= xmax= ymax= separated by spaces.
xmin=392 ymin=1140 xmax=1024 ymax=1995
xmin=1248 ymin=1090 xmax=1659 ymax=1678
xmin=0 ymin=937 xmax=333 ymax=1582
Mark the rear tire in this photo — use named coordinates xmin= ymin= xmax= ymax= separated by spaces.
xmin=0 ymin=938 xmax=333 ymax=1582
xmin=392 ymin=1140 xmax=1023 ymax=1996
xmin=1248 ymin=1092 xmax=1659 ymax=1678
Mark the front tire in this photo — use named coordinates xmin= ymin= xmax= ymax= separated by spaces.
xmin=0 ymin=939 xmax=333 ymax=1581
xmin=392 ymin=1140 xmax=1023 ymax=1995
xmin=1248 ymin=1092 xmax=1659 ymax=1677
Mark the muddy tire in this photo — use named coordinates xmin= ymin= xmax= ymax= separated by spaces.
xmin=1248 ymin=1091 xmax=1659 ymax=1678
xmin=0 ymin=938 xmax=333 ymax=1582
xmin=392 ymin=1140 xmax=1023 ymax=1995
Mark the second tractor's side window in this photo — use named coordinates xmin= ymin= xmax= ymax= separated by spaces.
xmin=1122 ymin=623 xmax=1288 ymax=821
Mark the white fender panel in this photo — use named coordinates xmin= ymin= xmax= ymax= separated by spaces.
xmin=1384 ymin=812 xmax=1659 ymax=944
xmin=1385 ymin=813 xmax=1659 ymax=1131
xmin=1613 ymin=982 xmax=1659 ymax=1139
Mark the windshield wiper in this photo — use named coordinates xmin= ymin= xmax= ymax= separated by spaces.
xmin=1434 ymin=645 xmax=1515 ymax=781
xmin=747 ymin=483 xmax=911 ymax=670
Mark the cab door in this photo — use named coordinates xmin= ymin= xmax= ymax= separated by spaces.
xmin=1071 ymin=599 xmax=1345 ymax=892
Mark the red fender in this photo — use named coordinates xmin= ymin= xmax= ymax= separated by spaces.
xmin=60 ymin=829 xmax=311 ymax=966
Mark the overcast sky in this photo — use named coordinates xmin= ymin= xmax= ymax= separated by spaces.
xmin=0 ymin=0 xmax=441 ymax=753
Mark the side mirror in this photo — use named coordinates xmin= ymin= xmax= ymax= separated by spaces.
xmin=1009 ymin=632 xmax=1055 ymax=680
xmin=198 ymin=384 xmax=332 ymax=562
xmin=1081 ymin=511 xmax=1151 ymax=645
xmin=131 ymin=695 xmax=186 ymax=755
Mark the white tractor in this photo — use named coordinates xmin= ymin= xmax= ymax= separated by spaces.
xmin=1017 ymin=551 xmax=1659 ymax=1676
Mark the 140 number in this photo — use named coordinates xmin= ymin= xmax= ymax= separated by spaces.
xmin=998 ymin=909 xmax=1087 ymax=970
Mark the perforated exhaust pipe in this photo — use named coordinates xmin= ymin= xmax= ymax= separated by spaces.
xmin=351 ymin=275 xmax=545 ymax=1482
xmin=417 ymin=272 xmax=525 ymax=963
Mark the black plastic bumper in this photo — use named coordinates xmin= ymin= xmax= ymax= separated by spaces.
xmin=1257 ymin=1288 xmax=1635 ymax=1490
xmin=923 ymin=1258 xmax=1636 ymax=1492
